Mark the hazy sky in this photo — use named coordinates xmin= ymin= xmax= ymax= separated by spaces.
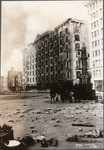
xmin=1 ymin=1 xmax=88 ymax=76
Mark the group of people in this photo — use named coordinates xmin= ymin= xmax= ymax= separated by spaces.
xmin=50 ymin=83 xmax=87 ymax=103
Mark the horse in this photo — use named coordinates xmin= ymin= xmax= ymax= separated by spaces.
xmin=50 ymin=83 xmax=62 ymax=103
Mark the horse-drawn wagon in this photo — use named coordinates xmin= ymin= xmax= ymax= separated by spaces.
xmin=50 ymin=80 xmax=95 ymax=103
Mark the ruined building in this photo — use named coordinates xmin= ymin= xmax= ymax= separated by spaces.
xmin=0 ymin=76 xmax=8 ymax=93
xmin=8 ymin=68 xmax=22 ymax=91
xmin=34 ymin=18 xmax=89 ymax=88
xmin=23 ymin=43 xmax=36 ymax=90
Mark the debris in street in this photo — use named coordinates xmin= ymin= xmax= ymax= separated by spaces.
xmin=67 ymin=116 xmax=74 ymax=119
xmin=44 ymin=108 xmax=53 ymax=112
xmin=51 ymin=118 xmax=56 ymax=120
xmin=73 ymin=118 xmax=79 ymax=122
xmin=8 ymin=120 xmax=14 ymax=122
xmin=30 ymin=125 xmax=34 ymax=129
xmin=79 ymin=120 xmax=83 ymax=122
xmin=41 ymin=138 xmax=58 ymax=147
xmin=74 ymin=106 xmax=81 ymax=110
xmin=20 ymin=135 xmax=34 ymax=146
xmin=35 ymin=135 xmax=45 ymax=142
xmin=31 ymin=129 xmax=37 ymax=133
xmin=41 ymin=139 xmax=48 ymax=147
xmin=78 ymin=128 xmax=83 ymax=131
xmin=20 ymin=115 xmax=24 ymax=118
xmin=0 ymin=91 xmax=103 ymax=149
xmin=56 ymin=120 xmax=61 ymax=123
xmin=67 ymin=137 xmax=103 ymax=143
xmin=84 ymin=129 xmax=101 ymax=138
xmin=23 ymin=109 xmax=33 ymax=113
xmin=72 ymin=122 xmax=95 ymax=127
xmin=47 ymin=138 xmax=58 ymax=147
xmin=0 ymin=124 xmax=14 ymax=143
xmin=66 ymin=134 xmax=78 ymax=142
xmin=53 ymin=124 xmax=60 ymax=127
xmin=36 ymin=111 xmax=41 ymax=114
xmin=4 ymin=140 xmax=27 ymax=150
xmin=99 ymin=129 xmax=104 ymax=138
xmin=54 ymin=108 xmax=61 ymax=113
xmin=66 ymin=129 xmax=103 ymax=143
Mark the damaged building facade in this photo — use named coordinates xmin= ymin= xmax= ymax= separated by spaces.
xmin=8 ymin=68 xmax=22 ymax=91
xmin=34 ymin=18 xmax=89 ymax=88
xmin=0 ymin=76 xmax=8 ymax=93
xmin=23 ymin=43 xmax=36 ymax=90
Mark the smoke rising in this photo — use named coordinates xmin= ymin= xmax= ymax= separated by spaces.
xmin=1 ymin=1 xmax=88 ymax=76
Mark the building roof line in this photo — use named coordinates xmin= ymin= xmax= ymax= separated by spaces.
xmin=34 ymin=31 xmax=53 ymax=43
xmin=54 ymin=18 xmax=83 ymax=30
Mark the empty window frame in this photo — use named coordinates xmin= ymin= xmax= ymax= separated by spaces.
xmin=75 ymin=35 xmax=80 ymax=41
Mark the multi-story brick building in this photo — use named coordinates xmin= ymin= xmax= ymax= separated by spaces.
xmin=23 ymin=43 xmax=36 ymax=89
xmin=34 ymin=18 xmax=89 ymax=88
xmin=85 ymin=0 xmax=103 ymax=92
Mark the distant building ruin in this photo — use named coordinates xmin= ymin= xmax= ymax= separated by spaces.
xmin=7 ymin=68 xmax=22 ymax=91
xmin=0 ymin=76 xmax=8 ymax=93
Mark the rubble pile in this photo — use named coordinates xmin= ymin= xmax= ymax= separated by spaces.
xmin=66 ymin=129 xmax=104 ymax=143
xmin=20 ymin=135 xmax=34 ymax=146
xmin=0 ymin=123 xmax=103 ymax=149
xmin=0 ymin=124 xmax=14 ymax=143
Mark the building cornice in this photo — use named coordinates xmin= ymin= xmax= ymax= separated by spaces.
xmin=54 ymin=18 xmax=83 ymax=30
xmin=85 ymin=0 xmax=98 ymax=7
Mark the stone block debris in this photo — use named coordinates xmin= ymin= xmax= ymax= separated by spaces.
xmin=47 ymin=138 xmax=58 ymax=147
xmin=53 ymin=124 xmax=60 ymax=127
xmin=23 ymin=109 xmax=33 ymax=114
xmin=78 ymin=128 xmax=83 ymax=131
xmin=20 ymin=135 xmax=35 ymax=146
xmin=30 ymin=125 xmax=34 ymax=129
xmin=72 ymin=122 xmax=95 ymax=127
xmin=41 ymin=137 xmax=58 ymax=148
xmin=66 ymin=134 xmax=78 ymax=142
xmin=41 ymin=139 xmax=48 ymax=147
xmin=35 ymin=135 xmax=45 ymax=142
xmin=66 ymin=129 xmax=103 ymax=143
xmin=8 ymin=120 xmax=14 ymax=123
xmin=100 ymin=129 xmax=104 ymax=138
xmin=84 ymin=129 xmax=103 ymax=138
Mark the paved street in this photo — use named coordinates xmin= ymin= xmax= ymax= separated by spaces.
xmin=0 ymin=91 xmax=103 ymax=149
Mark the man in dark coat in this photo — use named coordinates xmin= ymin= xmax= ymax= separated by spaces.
xmin=73 ymin=84 xmax=80 ymax=103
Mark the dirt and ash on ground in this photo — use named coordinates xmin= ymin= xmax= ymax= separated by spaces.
xmin=0 ymin=90 xmax=103 ymax=149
